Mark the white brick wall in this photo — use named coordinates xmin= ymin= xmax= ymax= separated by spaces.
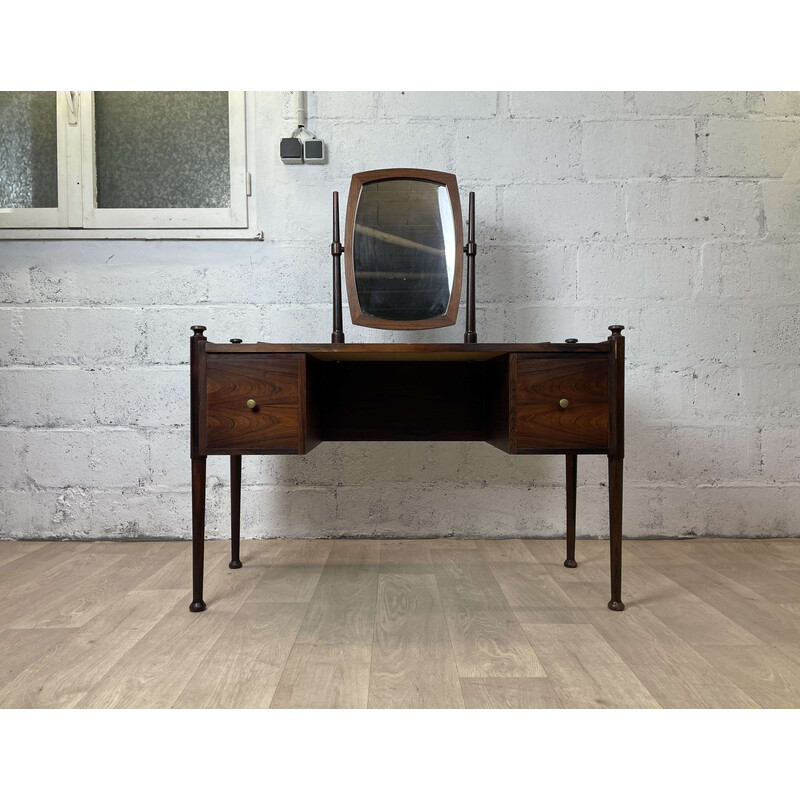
xmin=1 ymin=91 xmax=798 ymax=542
xmin=707 ymin=119 xmax=800 ymax=177
xmin=582 ymin=120 xmax=696 ymax=178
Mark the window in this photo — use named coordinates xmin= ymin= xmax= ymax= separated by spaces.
xmin=0 ymin=91 xmax=259 ymax=239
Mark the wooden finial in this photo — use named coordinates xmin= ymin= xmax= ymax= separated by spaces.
xmin=191 ymin=325 xmax=207 ymax=339
xmin=608 ymin=325 xmax=624 ymax=337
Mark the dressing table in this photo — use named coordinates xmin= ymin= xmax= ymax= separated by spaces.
xmin=188 ymin=169 xmax=626 ymax=613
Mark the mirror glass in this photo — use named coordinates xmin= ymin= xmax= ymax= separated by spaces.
xmin=352 ymin=179 xmax=457 ymax=321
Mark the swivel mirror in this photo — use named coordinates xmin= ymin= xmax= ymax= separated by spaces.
xmin=343 ymin=169 xmax=464 ymax=330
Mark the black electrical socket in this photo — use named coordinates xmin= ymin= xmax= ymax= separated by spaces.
xmin=280 ymin=137 xmax=303 ymax=164
xmin=303 ymin=139 xmax=326 ymax=164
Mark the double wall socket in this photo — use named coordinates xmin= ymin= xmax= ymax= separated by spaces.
xmin=280 ymin=137 xmax=327 ymax=165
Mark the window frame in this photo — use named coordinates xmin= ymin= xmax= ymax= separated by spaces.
xmin=0 ymin=90 xmax=261 ymax=240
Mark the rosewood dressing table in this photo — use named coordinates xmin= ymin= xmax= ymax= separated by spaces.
xmin=188 ymin=169 xmax=626 ymax=613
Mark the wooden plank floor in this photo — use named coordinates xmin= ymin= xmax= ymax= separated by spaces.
xmin=1 ymin=538 xmax=799 ymax=708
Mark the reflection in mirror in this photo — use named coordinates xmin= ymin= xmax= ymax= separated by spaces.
xmin=352 ymin=179 xmax=456 ymax=321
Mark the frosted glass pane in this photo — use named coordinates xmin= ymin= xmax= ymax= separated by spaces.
xmin=0 ymin=91 xmax=58 ymax=208
xmin=94 ymin=91 xmax=230 ymax=209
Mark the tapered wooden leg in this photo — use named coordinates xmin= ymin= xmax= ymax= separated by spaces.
xmin=607 ymin=455 xmax=625 ymax=611
xmin=564 ymin=454 xmax=578 ymax=568
xmin=229 ymin=454 xmax=242 ymax=569
xmin=190 ymin=456 xmax=207 ymax=612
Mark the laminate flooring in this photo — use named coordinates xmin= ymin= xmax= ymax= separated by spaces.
xmin=1 ymin=538 xmax=799 ymax=708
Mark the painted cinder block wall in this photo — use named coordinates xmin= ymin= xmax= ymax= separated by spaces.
xmin=1 ymin=91 xmax=798 ymax=541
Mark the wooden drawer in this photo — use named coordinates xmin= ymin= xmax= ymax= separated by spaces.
xmin=515 ymin=356 xmax=608 ymax=450
xmin=205 ymin=354 xmax=302 ymax=453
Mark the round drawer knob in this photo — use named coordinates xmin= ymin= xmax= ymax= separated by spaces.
xmin=246 ymin=399 xmax=257 ymax=409
xmin=559 ymin=398 xmax=569 ymax=409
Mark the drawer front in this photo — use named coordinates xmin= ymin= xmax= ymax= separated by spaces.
xmin=516 ymin=357 xmax=608 ymax=450
xmin=206 ymin=354 xmax=301 ymax=452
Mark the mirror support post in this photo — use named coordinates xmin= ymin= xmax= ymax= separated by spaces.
xmin=331 ymin=191 xmax=345 ymax=344
xmin=464 ymin=191 xmax=477 ymax=344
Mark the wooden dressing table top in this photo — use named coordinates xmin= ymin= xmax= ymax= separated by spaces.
xmin=207 ymin=341 xmax=611 ymax=359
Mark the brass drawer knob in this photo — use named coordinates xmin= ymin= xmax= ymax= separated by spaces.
xmin=559 ymin=398 xmax=569 ymax=409
xmin=246 ymin=399 xmax=257 ymax=409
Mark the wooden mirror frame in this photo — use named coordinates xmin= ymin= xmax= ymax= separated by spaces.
xmin=344 ymin=168 xmax=464 ymax=330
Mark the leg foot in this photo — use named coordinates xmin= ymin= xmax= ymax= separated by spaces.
xmin=189 ymin=599 xmax=207 ymax=612
xmin=564 ymin=558 xmax=578 ymax=569
xmin=229 ymin=559 xmax=242 ymax=570
xmin=607 ymin=599 xmax=625 ymax=612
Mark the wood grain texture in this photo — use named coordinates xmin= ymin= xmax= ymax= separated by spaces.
xmin=246 ymin=539 xmax=333 ymax=603
xmin=432 ymin=550 xmax=547 ymax=678
xmin=0 ymin=628 xmax=75 ymax=692
xmin=294 ymin=540 xmax=380 ymax=645
xmin=693 ymin=645 xmax=800 ymax=708
xmin=622 ymin=665 xmax=759 ymax=709
xmin=621 ymin=553 xmax=762 ymax=646
xmin=700 ymin=561 xmax=800 ymax=605
xmin=136 ymin=542 xmax=226 ymax=591
xmin=0 ymin=542 xmax=91 ymax=597
xmin=783 ymin=602 xmax=800 ymax=617
xmin=490 ymin=563 xmax=587 ymax=624
xmin=0 ymin=590 xmax=184 ymax=708
xmin=698 ymin=539 xmax=800 ymax=571
xmin=174 ymin=602 xmax=308 ymax=709
xmin=379 ymin=540 xmax=434 ymax=572
xmin=369 ymin=572 xmax=463 ymax=708
xmin=477 ymin=538 xmax=539 ymax=565
xmin=633 ymin=541 xmax=800 ymax=665
xmin=7 ymin=543 xmax=172 ymax=630
xmin=522 ymin=623 xmax=661 ymax=708
xmin=515 ymin=356 xmax=609 ymax=450
xmin=0 ymin=541 xmax=47 ymax=569
xmin=526 ymin=539 xmax=609 ymax=582
xmin=270 ymin=644 xmax=371 ymax=708
xmin=77 ymin=556 xmax=264 ymax=708
xmin=0 ymin=552 xmax=126 ymax=632
xmin=2 ymin=539 xmax=800 ymax=708
xmin=205 ymin=342 xmax=612 ymax=358
xmin=460 ymin=677 xmax=564 ymax=709
xmin=558 ymin=581 xmax=741 ymax=684
xmin=205 ymin=353 xmax=301 ymax=453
